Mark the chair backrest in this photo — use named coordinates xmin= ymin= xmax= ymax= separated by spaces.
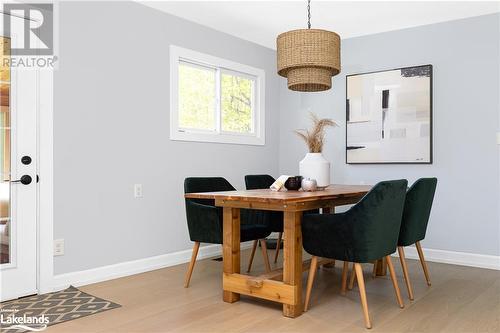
xmin=244 ymin=174 xmax=275 ymax=190
xmin=184 ymin=177 xmax=235 ymax=206
xmin=348 ymin=179 xmax=408 ymax=262
xmin=244 ymin=174 xmax=283 ymax=230
xmin=398 ymin=178 xmax=437 ymax=246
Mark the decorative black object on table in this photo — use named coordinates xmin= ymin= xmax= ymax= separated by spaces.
xmin=284 ymin=176 xmax=303 ymax=191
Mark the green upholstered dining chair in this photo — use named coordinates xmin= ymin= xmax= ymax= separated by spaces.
xmin=244 ymin=175 xmax=284 ymax=267
xmin=396 ymin=178 xmax=437 ymax=301
xmin=244 ymin=174 xmax=320 ymax=270
xmin=183 ymin=177 xmax=272 ymax=288
xmin=302 ymin=180 xmax=408 ymax=329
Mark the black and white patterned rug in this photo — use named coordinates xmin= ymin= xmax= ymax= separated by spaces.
xmin=0 ymin=286 xmax=121 ymax=332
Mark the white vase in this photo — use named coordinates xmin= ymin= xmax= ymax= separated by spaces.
xmin=299 ymin=153 xmax=330 ymax=187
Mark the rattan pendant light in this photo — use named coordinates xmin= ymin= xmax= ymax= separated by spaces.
xmin=277 ymin=0 xmax=340 ymax=92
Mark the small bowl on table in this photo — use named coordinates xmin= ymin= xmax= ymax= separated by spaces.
xmin=284 ymin=176 xmax=303 ymax=191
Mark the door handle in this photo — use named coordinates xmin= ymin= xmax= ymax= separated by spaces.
xmin=11 ymin=175 xmax=32 ymax=185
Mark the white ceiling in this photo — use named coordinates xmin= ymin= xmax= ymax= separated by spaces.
xmin=141 ymin=1 xmax=500 ymax=49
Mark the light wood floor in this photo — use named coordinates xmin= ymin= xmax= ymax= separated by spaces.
xmin=47 ymin=248 xmax=500 ymax=333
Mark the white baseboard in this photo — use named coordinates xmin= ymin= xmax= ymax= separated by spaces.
xmin=51 ymin=243 xmax=499 ymax=292
xmin=51 ymin=242 xmax=253 ymax=292
xmin=397 ymin=246 xmax=500 ymax=271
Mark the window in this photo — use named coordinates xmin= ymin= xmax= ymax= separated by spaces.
xmin=170 ymin=46 xmax=265 ymax=145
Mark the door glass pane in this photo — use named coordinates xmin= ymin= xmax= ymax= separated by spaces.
xmin=221 ymin=73 xmax=253 ymax=134
xmin=178 ymin=61 xmax=216 ymax=131
xmin=0 ymin=37 xmax=11 ymax=264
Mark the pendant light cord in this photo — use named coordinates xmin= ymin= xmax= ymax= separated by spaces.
xmin=307 ymin=0 xmax=311 ymax=29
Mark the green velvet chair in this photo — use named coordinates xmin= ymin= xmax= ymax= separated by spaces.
xmin=184 ymin=177 xmax=272 ymax=288
xmin=244 ymin=174 xmax=320 ymax=269
xmin=302 ymin=179 xmax=408 ymax=329
xmin=244 ymin=175 xmax=284 ymax=267
xmin=396 ymin=178 xmax=437 ymax=301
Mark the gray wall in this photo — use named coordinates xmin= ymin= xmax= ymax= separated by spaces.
xmin=279 ymin=14 xmax=500 ymax=256
xmin=55 ymin=3 xmax=499 ymax=275
xmin=54 ymin=1 xmax=280 ymax=274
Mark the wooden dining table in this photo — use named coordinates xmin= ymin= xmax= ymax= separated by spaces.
xmin=184 ymin=184 xmax=373 ymax=318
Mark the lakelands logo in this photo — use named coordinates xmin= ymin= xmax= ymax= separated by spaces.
xmin=2 ymin=3 xmax=57 ymax=68
xmin=0 ymin=309 xmax=49 ymax=331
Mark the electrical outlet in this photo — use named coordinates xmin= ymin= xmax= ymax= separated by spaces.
xmin=134 ymin=184 xmax=143 ymax=198
xmin=54 ymin=239 xmax=64 ymax=256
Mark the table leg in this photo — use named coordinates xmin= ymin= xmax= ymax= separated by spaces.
xmin=283 ymin=211 xmax=303 ymax=318
xmin=223 ymin=207 xmax=240 ymax=303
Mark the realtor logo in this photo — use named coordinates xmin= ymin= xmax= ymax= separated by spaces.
xmin=2 ymin=3 xmax=53 ymax=55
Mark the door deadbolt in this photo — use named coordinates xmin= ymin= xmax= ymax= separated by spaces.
xmin=21 ymin=156 xmax=32 ymax=165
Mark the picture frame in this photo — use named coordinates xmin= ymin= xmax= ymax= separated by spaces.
xmin=346 ymin=64 xmax=433 ymax=164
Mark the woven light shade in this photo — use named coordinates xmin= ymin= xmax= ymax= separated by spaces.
xmin=277 ymin=29 xmax=340 ymax=92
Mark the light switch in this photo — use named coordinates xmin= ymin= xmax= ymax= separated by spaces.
xmin=54 ymin=239 xmax=64 ymax=256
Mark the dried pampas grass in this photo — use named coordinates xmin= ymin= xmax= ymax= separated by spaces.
xmin=294 ymin=113 xmax=337 ymax=153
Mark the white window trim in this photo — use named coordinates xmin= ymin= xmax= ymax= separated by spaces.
xmin=170 ymin=45 xmax=265 ymax=146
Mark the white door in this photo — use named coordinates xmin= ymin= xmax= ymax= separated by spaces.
xmin=0 ymin=18 xmax=38 ymax=301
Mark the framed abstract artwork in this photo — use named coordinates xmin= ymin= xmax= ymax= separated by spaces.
xmin=346 ymin=64 xmax=433 ymax=164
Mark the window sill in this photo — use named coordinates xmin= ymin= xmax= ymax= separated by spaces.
xmin=170 ymin=130 xmax=265 ymax=146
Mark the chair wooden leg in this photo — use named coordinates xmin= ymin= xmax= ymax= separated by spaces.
xmin=354 ymin=263 xmax=372 ymax=329
xmin=322 ymin=259 xmax=335 ymax=268
xmin=372 ymin=260 xmax=380 ymax=278
xmin=415 ymin=241 xmax=431 ymax=286
xmin=374 ymin=258 xmax=387 ymax=276
xmin=246 ymin=240 xmax=258 ymax=273
xmin=348 ymin=262 xmax=356 ymax=290
xmin=260 ymin=239 xmax=271 ymax=273
xmin=274 ymin=232 xmax=282 ymax=263
xmin=386 ymin=255 xmax=404 ymax=308
xmin=398 ymin=246 xmax=414 ymax=300
xmin=341 ymin=261 xmax=349 ymax=295
xmin=304 ymin=256 xmax=318 ymax=311
xmin=184 ymin=242 xmax=200 ymax=288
